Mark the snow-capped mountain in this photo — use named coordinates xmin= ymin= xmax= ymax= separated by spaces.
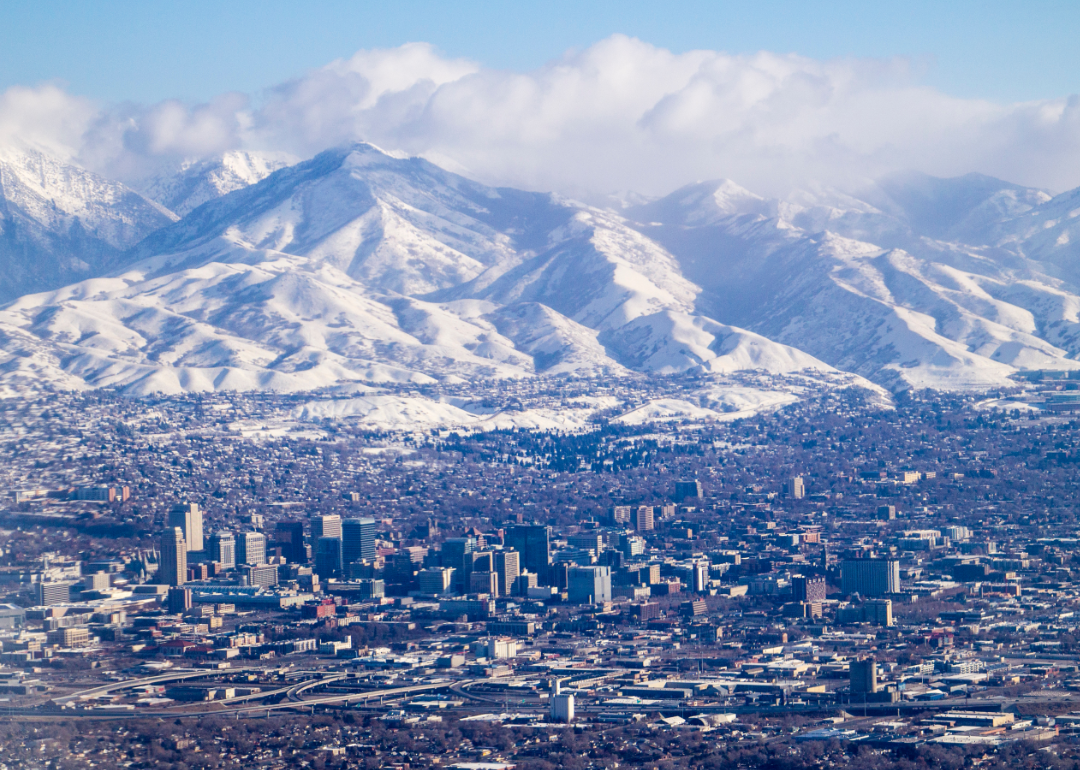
xmin=0 ymin=144 xmax=176 ymax=301
xmin=138 ymin=150 xmax=297 ymax=217
xmin=3 ymin=140 xmax=1080 ymax=396
xmin=0 ymin=143 xmax=829 ymax=395
xmin=627 ymin=174 xmax=1080 ymax=391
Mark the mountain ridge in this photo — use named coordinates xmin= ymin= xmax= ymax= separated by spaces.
xmin=2 ymin=141 xmax=1080 ymax=398
xmin=0 ymin=143 xmax=176 ymax=301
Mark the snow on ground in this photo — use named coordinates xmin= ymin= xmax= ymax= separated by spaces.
xmin=291 ymin=396 xmax=477 ymax=426
xmin=613 ymin=398 xmax=726 ymax=425
xmin=613 ymin=385 xmax=802 ymax=425
xmin=694 ymin=384 xmax=805 ymax=413
xmin=286 ymin=374 xmax=872 ymax=434
xmin=474 ymin=407 xmax=596 ymax=432
xmin=972 ymin=396 xmax=1042 ymax=412
xmin=290 ymin=395 xmax=602 ymax=432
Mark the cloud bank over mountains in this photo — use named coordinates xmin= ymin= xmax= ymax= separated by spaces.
xmin=4 ymin=35 xmax=1080 ymax=198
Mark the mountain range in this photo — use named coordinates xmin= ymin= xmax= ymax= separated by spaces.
xmin=2 ymin=140 xmax=1080 ymax=397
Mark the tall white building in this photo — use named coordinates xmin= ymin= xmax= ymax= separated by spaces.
xmin=568 ymin=565 xmax=611 ymax=604
xmin=160 ymin=527 xmax=188 ymax=587
xmin=209 ymin=530 xmax=236 ymax=570
xmin=238 ymin=531 xmax=267 ymax=566
xmin=692 ymin=560 xmax=709 ymax=593
xmin=168 ymin=503 xmax=204 ymax=552
xmin=311 ymin=515 xmax=342 ymax=541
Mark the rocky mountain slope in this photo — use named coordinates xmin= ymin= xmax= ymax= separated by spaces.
xmin=0 ymin=144 xmax=176 ymax=302
xmin=3 ymin=141 xmax=1080 ymax=396
xmin=138 ymin=150 xmax=297 ymax=218
xmin=627 ymin=175 xmax=1080 ymax=390
xmin=0 ymin=144 xmax=829 ymax=396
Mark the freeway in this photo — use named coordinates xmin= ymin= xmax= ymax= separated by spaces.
xmin=44 ymin=665 xmax=357 ymax=710
xmin=12 ymin=672 xmax=1076 ymax=724
xmin=55 ymin=667 xmax=259 ymax=706
xmin=449 ymin=679 xmax=505 ymax=704
xmin=285 ymin=672 xmax=349 ymax=702
xmin=0 ymin=678 xmax=463 ymax=721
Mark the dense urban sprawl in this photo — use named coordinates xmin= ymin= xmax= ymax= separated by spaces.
xmin=3 ymin=375 xmax=1080 ymax=768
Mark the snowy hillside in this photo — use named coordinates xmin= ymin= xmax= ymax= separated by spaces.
xmin=4 ymin=140 xmax=1080 ymax=397
xmin=628 ymin=173 xmax=1080 ymax=391
xmin=0 ymin=144 xmax=176 ymax=301
xmin=139 ymin=150 xmax=297 ymax=217
xmin=0 ymin=143 xmax=826 ymax=395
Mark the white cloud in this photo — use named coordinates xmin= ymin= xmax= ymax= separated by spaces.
xmin=4 ymin=36 xmax=1080 ymax=197
xmin=0 ymin=83 xmax=97 ymax=160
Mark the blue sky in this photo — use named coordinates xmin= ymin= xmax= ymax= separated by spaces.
xmin=1 ymin=0 xmax=1078 ymax=105
xmin=3 ymin=0 xmax=1080 ymax=196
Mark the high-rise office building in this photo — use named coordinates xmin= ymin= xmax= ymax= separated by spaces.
xmin=841 ymin=558 xmax=900 ymax=597
xmin=167 ymin=586 xmax=192 ymax=613
xmin=311 ymin=515 xmax=342 ymax=542
xmin=471 ymin=549 xmax=495 ymax=574
xmin=470 ymin=570 xmax=499 ymax=596
xmin=209 ymin=530 xmax=236 ymax=570
xmin=567 ymin=534 xmax=603 ymax=556
xmin=442 ymin=536 xmax=476 ymax=567
xmin=274 ymin=521 xmax=306 ymax=564
xmin=495 ymin=550 xmax=520 ymax=597
xmin=36 ymin=582 xmax=71 ymax=606
xmin=787 ymin=476 xmax=806 ymax=500
xmin=237 ymin=531 xmax=267 ymax=566
xmin=241 ymin=564 xmax=279 ymax=589
xmin=506 ymin=525 xmax=551 ymax=575
xmin=342 ymin=517 xmax=377 ymax=564
xmin=792 ymin=575 xmax=827 ymax=604
xmin=358 ymin=579 xmax=385 ymax=600
xmin=418 ymin=567 xmax=454 ymax=596
xmin=675 ymin=480 xmax=703 ymax=501
xmin=168 ymin=503 xmax=203 ymax=552
xmin=567 ymin=565 xmax=612 ymax=604
xmin=441 ymin=536 xmax=477 ymax=591
xmin=849 ymin=658 xmax=878 ymax=694
xmin=634 ymin=506 xmax=655 ymax=533
xmin=864 ymin=599 xmax=894 ymax=626
xmin=619 ymin=534 xmax=645 ymax=558
xmin=314 ymin=536 xmax=343 ymax=579
xmin=692 ymin=560 xmax=709 ymax=593
xmin=160 ymin=527 xmax=188 ymax=587
xmin=601 ymin=550 xmax=624 ymax=569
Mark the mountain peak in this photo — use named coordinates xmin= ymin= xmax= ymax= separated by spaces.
xmin=871 ymin=170 xmax=1050 ymax=241
xmin=138 ymin=149 xmax=298 ymax=217
xmin=0 ymin=144 xmax=176 ymax=300
xmin=4 ymin=143 xmax=1080 ymax=397
xmin=626 ymin=178 xmax=774 ymax=226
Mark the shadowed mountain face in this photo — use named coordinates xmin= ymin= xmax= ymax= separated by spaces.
xmin=0 ymin=145 xmax=176 ymax=302
xmin=2 ymin=141 xmax=1080 ymax=396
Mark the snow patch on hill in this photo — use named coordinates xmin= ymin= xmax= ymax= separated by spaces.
xmin=139 ymin=151 xmax=298 ymax=216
